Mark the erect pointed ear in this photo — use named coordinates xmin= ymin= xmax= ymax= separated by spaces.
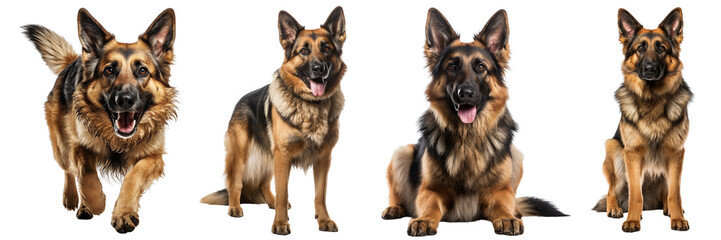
xmin=322 ymin=6 xmax=346 ymax=45
xmin=425 ymin=8 xmax=458 ymax=56
xmin=659 ymin=7 xmax=683 ymax=44
xmin=77 ymin=8 xmax=113 ymax=58
xmin=475 ymin=9 xmax=509 ymax=56
xmin=141 ymin=8 xmax=176 ymax=59
xmin=278 ymin=10 xmax=304 ymax=51
xmin=618 ymin=8 xmax=642 ymax=43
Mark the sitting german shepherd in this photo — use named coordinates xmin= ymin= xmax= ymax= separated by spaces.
xmin=593 ymin=8 xmax=691 ymax=232
xmin=381 ymin=8 xmax=565 ymax=236
xmin=23 ymin=8 xmax=177 ymax=233
xmin=201 ymin=7 xmax=346 ymax=235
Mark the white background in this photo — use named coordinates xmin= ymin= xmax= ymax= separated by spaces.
xmin=1 ymin=0 xmax=719 ymax=239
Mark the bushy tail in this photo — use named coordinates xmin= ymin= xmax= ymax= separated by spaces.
xmin=22 ymin=25 xmax=78 ymax=75
xmin=593 ymin=195 xmax=609 ymax=212
xmin=516 ymin=197 xmax=568 ymax=217
xmin=200 ymin=188 xmax=266 ymax=205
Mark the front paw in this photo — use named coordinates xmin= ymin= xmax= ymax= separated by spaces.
xmin=381 ymin=206 xmax=406 ymax=219
xmin=228 ymin=206 xmax=243 ymax=218
xmin=111 ymin=212 xmax=140 ymax=234
xmin=607 ymin=206 xmax=624 ymax=218
xmin=492 ymin=218 xmax=524 ymax=236
xmin=407 ymin=218 xmax=437 ymax=236
xmin=671 ymin=218 xmax=689 ymax=231
xmin=271 ymin=221 xmax=291 ymax=235
xmin=318 ymin=219 xmax=338 ymax=232
xmin=622 ymin=220 xmax=640 ymax=232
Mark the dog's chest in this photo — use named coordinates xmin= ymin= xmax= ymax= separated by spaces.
xmin=281 ymin=100 xmax=332 ymax=145
xmin=618 ymin=87 xmax=691 ymax=144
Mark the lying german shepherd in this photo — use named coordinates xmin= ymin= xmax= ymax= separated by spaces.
xmin=201 ymin=7 xmax=346 ymax=235
xmin=593 ymin=8 xmax=691 ymax=232
xmin=381 ymin=8 xmax=565 ymax=236
xmin=23 ymin=8 xmax=177 ymax=233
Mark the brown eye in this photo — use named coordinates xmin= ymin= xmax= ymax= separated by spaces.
xmin=636 ymin=45 xmax=645 ymax=53
xmin=448 ymin=63 xmax=458 ymax=71
xmin=476 ymin=63 xmax=486 ymax=72
xmin=322 ymin=45 xmax=331 ymax=53
xmin=300 ymin=48 xmax=310 ymax=55
xmin=138 ymin=67 xmax=148 ymax=76
xmin=658 ymin=45 xmax=666 ymax=52
xmin=104 ymin=66 xmax=114 ymax=76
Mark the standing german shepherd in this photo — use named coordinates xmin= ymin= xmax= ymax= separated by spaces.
xmin=592 ymin=8 xmax=691 ymax=232
xmin=381 ymin=8 xmax=566 ymax=236
xmin=23 ymin=8 xmax=176 ymax=233
xmin=200 ymin=7 xmax=346 ymax=235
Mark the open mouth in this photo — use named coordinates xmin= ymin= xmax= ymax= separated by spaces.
xmin=110 ymin=111 xmax=142 ymax=138
xmin=454 ymin=104 xmax=478 ymax=124
xmin=303 ymin=77 xmax=327 ymax=97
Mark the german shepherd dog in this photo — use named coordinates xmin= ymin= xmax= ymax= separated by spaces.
xmin=23 ymin=8 xmax=176 ymax=233
xmin=200 ymin=7 xmax=346 ymax=235
xmin=381 ymin=8 xmax=566 ymax=236
xmin=592 ymin=8 xmax=691 ymax=232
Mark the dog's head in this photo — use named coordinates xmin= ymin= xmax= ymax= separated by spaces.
xmin=277 ymin=6 xmax=346 ymax=100
xmin=618 ymin=8 xmax=683 ymax=97
xmin=76 ymin=8 xmax=176 ymax=140
xmin=424 ymin=8 xmax=510 ymax=125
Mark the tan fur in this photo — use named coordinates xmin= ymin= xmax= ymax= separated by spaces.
xmin=600 ymin=8 xmax=690 ymax=232
xmin=209 ymin=7 xmax=347 ymax=235
xmin=28 ymin=8 xmax=177 ymax=233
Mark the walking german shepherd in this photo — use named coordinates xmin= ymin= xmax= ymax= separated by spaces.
xmin=200 ymin=7 xmax=346 ymax=235
xmin=381 ymin=8 xmax=566 ymax=236
xmin=23 ymin=8 xmax=177 ymax=233
xmin=592 ymin=8 xmax=691 ymax=232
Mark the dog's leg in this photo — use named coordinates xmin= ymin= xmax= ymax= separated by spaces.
xmin=260 ymin=174 xmax=276 ymax=209
xmin=313 ymin=150 xmax=338 ymax=232
xmin=407 ymin=187 xmax=446 ymax=236
xmin=46 ymin=105 xmax=78 ymax=211
xmin=622 ymin=147 xmax=645 ymax=232
xmin=74 ymin=146 xmax=105 ymax=219
xmin=665 ymin=147 xmax=689 ymax=231
xmin=224 ymin=124 xmax=249 ymax=217
xmin=111 ymin=154 xmax=163 ymax=233
xmin=486 ymin=188 xmax=524 ymax=236
xmin=383 ymin=145 xmax=414 ymax=220
xmin=271 ymin=149 xmax=292 ymax=235
xmin=604 ymin=139 xmax=624 ymax=218
xmin=382 ymin=161 xmax=406 ymax=219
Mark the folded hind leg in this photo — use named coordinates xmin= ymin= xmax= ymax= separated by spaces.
xmin=603 ymin=139 xmax=624 ymax=218
xmin=224 ymin=122 xmax=249 ymax=218
xmin=381 ymin=145 xmax=413 ymax=220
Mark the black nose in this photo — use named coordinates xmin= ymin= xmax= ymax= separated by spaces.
xmin=458 ymin=87 xmax=475 ymax=101
xmin=643 ymin=64 xmax=658 ymax=73
xmin=115 ymin=91 xmax=136 ymax=110
xmin=312 ymin=63 xmax=327 ymax=76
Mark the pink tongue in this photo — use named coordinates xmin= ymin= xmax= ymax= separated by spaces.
xmin=458 ymin=106 xmax=477 ymax=124
xmin=309 ymin=80 xmax=326 ymax=97
xmin=118 ymin=113 xmax=134 ymax=133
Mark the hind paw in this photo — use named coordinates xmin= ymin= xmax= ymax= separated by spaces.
xmin=228 ymin=206 xmax=243 ymax=218
xmin=671 ymin=219 xmax=689 ymax=231
xmin=318 ymin=219 xmax=338 ymax=232
xmin=607 ymin=206 xmax=623 ymax=218
xmin=76 ymin=205 xmax=93 ymax=220
xmin=381 ymin=206 xmax=406 ymax=219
